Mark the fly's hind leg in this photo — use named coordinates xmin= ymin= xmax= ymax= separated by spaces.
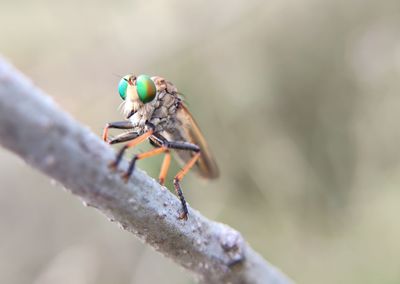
xmin=173 ymin=152 xmax=200 ymax=220
xmin=151 ymin=133 xmax=201 ymax=220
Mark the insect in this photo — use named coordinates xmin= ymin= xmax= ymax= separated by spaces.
xmin=103 ymin=74 xmax=219 ymax=220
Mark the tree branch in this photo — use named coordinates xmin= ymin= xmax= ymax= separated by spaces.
xmin=0 ymin=56 xmax=294 ymax=284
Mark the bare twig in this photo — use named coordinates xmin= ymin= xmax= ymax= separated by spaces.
xmin=0 ymin=56 xmax=294 ymax=284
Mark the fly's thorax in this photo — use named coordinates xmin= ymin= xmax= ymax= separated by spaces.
xmin=149 ymin=91 xmax=181 ymax=132
xmin=126 ymin=89 xmax=181 ymax=132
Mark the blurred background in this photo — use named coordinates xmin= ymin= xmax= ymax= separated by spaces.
xmin=1 ymin=0 xmax=400 ymax=283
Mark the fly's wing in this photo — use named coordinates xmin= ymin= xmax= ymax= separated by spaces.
xmin=172 ymin=104 xmax=219 ymax=179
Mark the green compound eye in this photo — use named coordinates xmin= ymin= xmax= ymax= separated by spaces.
xmin=136 ymin=75 xmax=156 ymax=103
xmin=118 ymin=76 xmax=129 ymax=100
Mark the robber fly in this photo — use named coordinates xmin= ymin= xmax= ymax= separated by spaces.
xmin=102 ymin=74 xmax=219 ymax=220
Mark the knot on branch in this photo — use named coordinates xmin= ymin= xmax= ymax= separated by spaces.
xmin=219 ymin=224 xmax=246 ymax=267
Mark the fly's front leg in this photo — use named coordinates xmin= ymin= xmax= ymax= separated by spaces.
xmin=102 ymin=121 xmax=134 ymax=142
xmin=108 ymin=132 xmax=139 ymax=145
xmin=109 ymin=129 xmax=154 ymax=170
xmin=110 ymin=122 xmax=156 ymax=174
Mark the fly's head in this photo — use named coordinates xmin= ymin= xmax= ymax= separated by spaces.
xmin=118 ymin=74 xmax=181 ymax=131
xmin=118 ymin=74 xmax=158 ymax=120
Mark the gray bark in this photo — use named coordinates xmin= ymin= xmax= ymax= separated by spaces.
xmin=0 ymin=56 xmax=294 ymax=284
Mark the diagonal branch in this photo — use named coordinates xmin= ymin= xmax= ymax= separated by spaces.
xmin=0 ymin=56 xmax=294 ymax=284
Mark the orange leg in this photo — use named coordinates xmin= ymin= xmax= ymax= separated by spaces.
xmin=122 ymin=146 xmax=168 ymax=182
xmin=102 ymin=127 xmax=109 ymax=142
xmin=126 ymin=130 xmax=154 ymax=148
xmin=159 ymin=152 xmax=171 ymax=186
xmin=173 ymin=152 xmax=201 ymax=220
xmin=110 ymin=129 xmax=154 ymax=170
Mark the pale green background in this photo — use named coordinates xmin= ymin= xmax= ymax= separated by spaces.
xmin=1 ymin=0 xmax=400 ymax=283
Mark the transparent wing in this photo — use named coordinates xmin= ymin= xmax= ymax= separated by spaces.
xmin=172 ymin=104 xmax=219 ymax=179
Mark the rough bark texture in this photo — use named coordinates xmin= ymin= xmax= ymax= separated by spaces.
xmin=0 ymin=56 xmax=294 ymax=284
